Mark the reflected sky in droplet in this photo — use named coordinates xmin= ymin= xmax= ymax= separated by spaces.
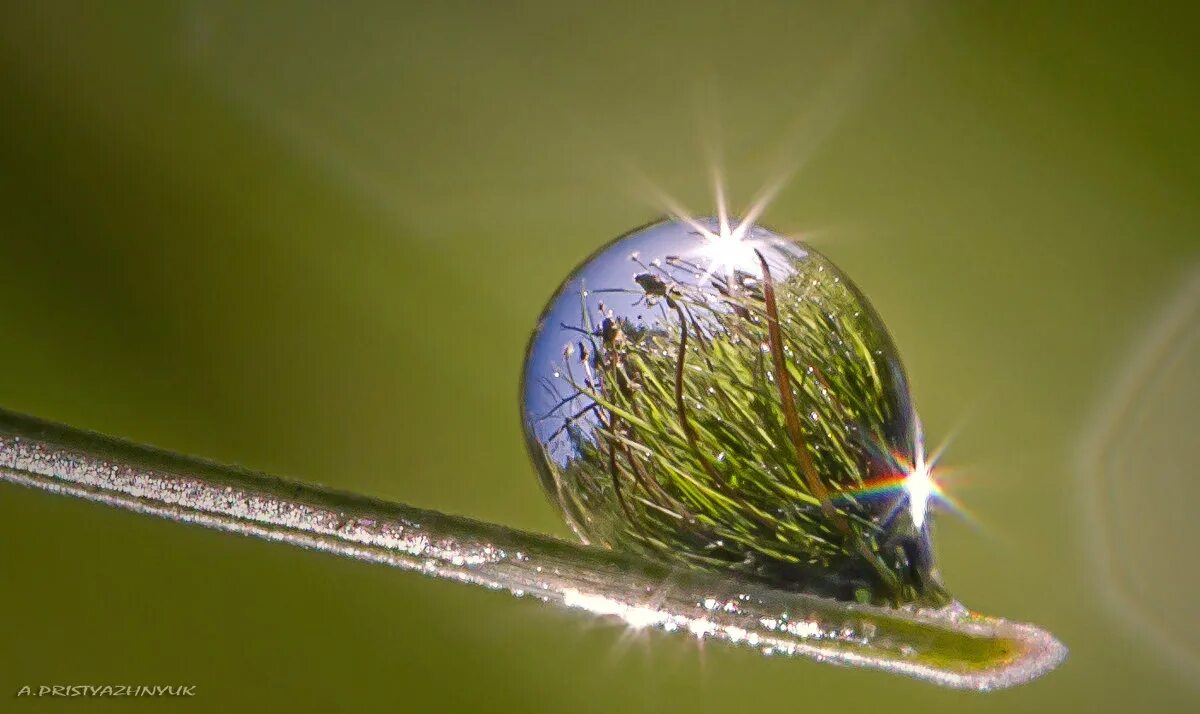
xmin=522 ymin=217 xmax=808 ymax=455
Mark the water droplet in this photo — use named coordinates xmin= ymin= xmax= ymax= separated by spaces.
xmin=520 ymin=217 xmax=941 ymax=605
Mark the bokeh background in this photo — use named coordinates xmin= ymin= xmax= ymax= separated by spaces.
xmin=2 ymin=2 xmax=1197 ymax=712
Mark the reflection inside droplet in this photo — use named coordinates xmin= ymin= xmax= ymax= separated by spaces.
xmin=521 ymin=217 xmax=949 ymax=606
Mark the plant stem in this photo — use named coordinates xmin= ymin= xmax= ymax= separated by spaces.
xmin=0 ymin=408 xmax=1063 ymax=690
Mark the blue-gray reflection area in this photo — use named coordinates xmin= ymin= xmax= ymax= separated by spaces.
xmin=522 ymin=218 xmax=806 ymax=464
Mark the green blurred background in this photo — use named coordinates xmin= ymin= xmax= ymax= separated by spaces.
xmin=1 ymin=2 xmax=1197 ymax=711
